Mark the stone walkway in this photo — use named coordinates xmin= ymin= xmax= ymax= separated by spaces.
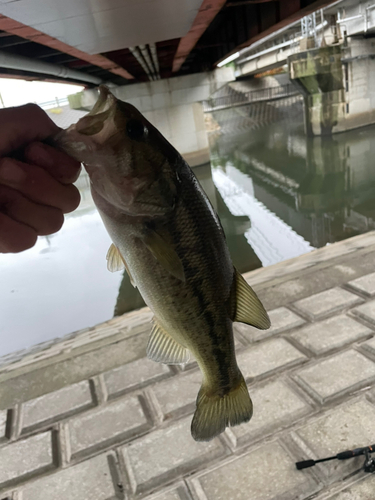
xmin=1 ymin=231 xmax=375 ymax=500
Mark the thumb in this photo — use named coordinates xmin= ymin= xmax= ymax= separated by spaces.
xmin=0 ymin=104 xmax=60 ymax=156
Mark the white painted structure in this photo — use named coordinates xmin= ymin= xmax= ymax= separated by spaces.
xmin=0 ymin=0 xmax=203 ymax=55
xmin=342 ymin=37 xmax=375 ymax=130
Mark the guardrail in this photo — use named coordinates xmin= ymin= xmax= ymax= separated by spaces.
xmin=0 ymin=96 xmax=70 ymax=110
xmin=37 ymin=97 xmax=69 ymax=110
xmin=203 ymin=83 xmax=299 ymax=112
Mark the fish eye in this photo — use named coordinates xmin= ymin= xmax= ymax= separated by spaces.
xmin=126 ymin=119 xmax=146 ymax=140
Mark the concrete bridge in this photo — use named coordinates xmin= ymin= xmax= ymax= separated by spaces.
xmin=231 ymin=0 xmax=375 ymax=136
xmin=2 ymin=0 xmax=375 ymax=148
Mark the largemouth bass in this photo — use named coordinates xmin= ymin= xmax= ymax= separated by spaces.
xmin=56 ymin=86 xmax=270 ymax=441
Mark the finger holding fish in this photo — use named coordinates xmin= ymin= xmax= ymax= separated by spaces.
xmin=0 ymin=156 xmax=80 ymax=214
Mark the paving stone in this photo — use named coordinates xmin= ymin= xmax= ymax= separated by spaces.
xmin=0 ymin=432 xmax=53 ymax=487
xmin=103 ymin=357 xmax=171 ymax=398
xmin=235 ymin=307 xmax=306 ymax=343
xmin=144 ymin=483 xmax=190 ymax=500
xmin=333 ymin=264 xmax=357 ymax=277
xmin=151 ymin=492 xmax=181 ymax=500
xmin=321 ymin=476 xmax=375 ymax=499
xmin=266 ymin=278 xmax=306 ymax=300
xmin=347 ymin=272 xmax=375 ymax=297
xmin=293 ymin=287 xmax=363 ymax=321
xmin=290 ymin=315 xmax=372 ymax=356
xmin=21 ymin=381 xmax=94 ymax=432
xmin=293 ymin=350 xmax=375 ymax=403
xmin=233 ymin=334 xmax=245 ymax=349
xmin=0 ymin=410 xmax=7 ymax=440
xmin=20 ymin=453 xmax=118 ymax=500
xmin=294 ymin=399 xmax=375 ymax=483
xmin=360 ymin=336 xmax=375 ymax=356
xmin=226 ymin=380 xmax=312 ymax=449
xmin=0 ymin=330 xmax=150 ymax=410
xmin=69 ymin=395 xmax=150 ymax=458
xmin=122 ymin=415 xmax=226 ymax=495
xmin=351 ymin=299 xmax=375 ymax=325
xmin=151 ymin=370 xmax=201 ymax=419
xmin=189 ymin=441 xmax=319 ymax=500
xmin=144 ymin=490 xmax=181 ymax=500
xmin=237 ymin=338 xmax=306 ymax=381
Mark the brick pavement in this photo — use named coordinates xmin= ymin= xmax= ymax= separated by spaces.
xmin=1 ymin=231 xmax=375 ymax=499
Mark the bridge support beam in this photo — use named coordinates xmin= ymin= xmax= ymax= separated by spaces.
xmin=288 ymin=45 xmax=345 ymax=136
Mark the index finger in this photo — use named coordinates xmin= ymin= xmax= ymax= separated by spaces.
xmin=24 ymin=141 xmax=81 ymax=185
xmin=0 ymin=104 xmax=59 ymax=156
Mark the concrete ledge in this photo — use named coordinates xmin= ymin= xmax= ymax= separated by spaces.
xmin=1 ymin=231 xmax=375 ymax=409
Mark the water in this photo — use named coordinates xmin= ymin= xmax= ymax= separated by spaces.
xmin=2 ymin=104 xmax=375 ymax=358
xmin=210 ymin=102 xmax=375 ymax=251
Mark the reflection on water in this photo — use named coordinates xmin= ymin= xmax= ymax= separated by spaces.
xmin=211 ymin=115 xmax=375 ymax=251
xmin=2 ymin=110 xmax=375 ymax=357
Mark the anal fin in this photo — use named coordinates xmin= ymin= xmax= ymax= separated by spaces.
xmin=233 ymin=268 xmax=270 ymax=330
xmin=147 ymin=320 xmax=190 ymax=365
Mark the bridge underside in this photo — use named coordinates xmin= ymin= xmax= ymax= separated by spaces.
xmin=0 ymin=0 xmax=337 ymax=86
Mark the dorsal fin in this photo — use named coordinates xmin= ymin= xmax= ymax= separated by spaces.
xmin=147 ymin=320 xmax=190 ymax=365
xmin=232 ymin=269 xmax=270 ymax=330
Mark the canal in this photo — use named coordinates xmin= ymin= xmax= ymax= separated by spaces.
xmin=1 ymin=101 xmax=375 ymax=358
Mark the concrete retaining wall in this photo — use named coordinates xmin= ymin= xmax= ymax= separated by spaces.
xmin=69 ymin=68 xmax=234 ymax=167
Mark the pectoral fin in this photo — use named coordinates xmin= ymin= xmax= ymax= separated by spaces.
xmin=106 ymin=243 xmax=125 ymax=272
xmin=144 ymin=231 xmax=185 ymax=282
xmin=232 ymin=269 xmax=270 ymax=330
xmin=147 ymin=320 xmax=190 ymax=365
xmin=106 ymin=243 xmax=136 ymax=287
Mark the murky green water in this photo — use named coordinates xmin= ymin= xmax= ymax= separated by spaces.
xmin=210 ymin=113 xmax=375 ymax=251
xmin=2 ymin=107 xmax=375 ymax=357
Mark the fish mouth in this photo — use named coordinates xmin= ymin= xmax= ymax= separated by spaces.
xmin=87 ymin=85 xmax=116 ymax=117
xmin=74 ymin=86 xmax=118 ymax=138
xmin=52 ymin=85 xmax=119 ymax=160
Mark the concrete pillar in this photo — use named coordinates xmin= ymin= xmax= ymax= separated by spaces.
xmin=339 ymin=37 xmax=375 ymax=131
xmin=288 ymin=45 xmax=345 ymax=136
xmin=68 ymin=68 xmax=234 ymax=167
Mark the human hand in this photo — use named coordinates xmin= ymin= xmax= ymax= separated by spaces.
xmin=0 ymin=104 xmax=81 ymax=253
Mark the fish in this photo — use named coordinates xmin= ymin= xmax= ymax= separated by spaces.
xmin=55 ymin=85 xmax=271 ymax=441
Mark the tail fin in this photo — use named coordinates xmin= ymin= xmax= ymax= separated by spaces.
xmin=191 ymin=375 xmax=252 ymax=442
